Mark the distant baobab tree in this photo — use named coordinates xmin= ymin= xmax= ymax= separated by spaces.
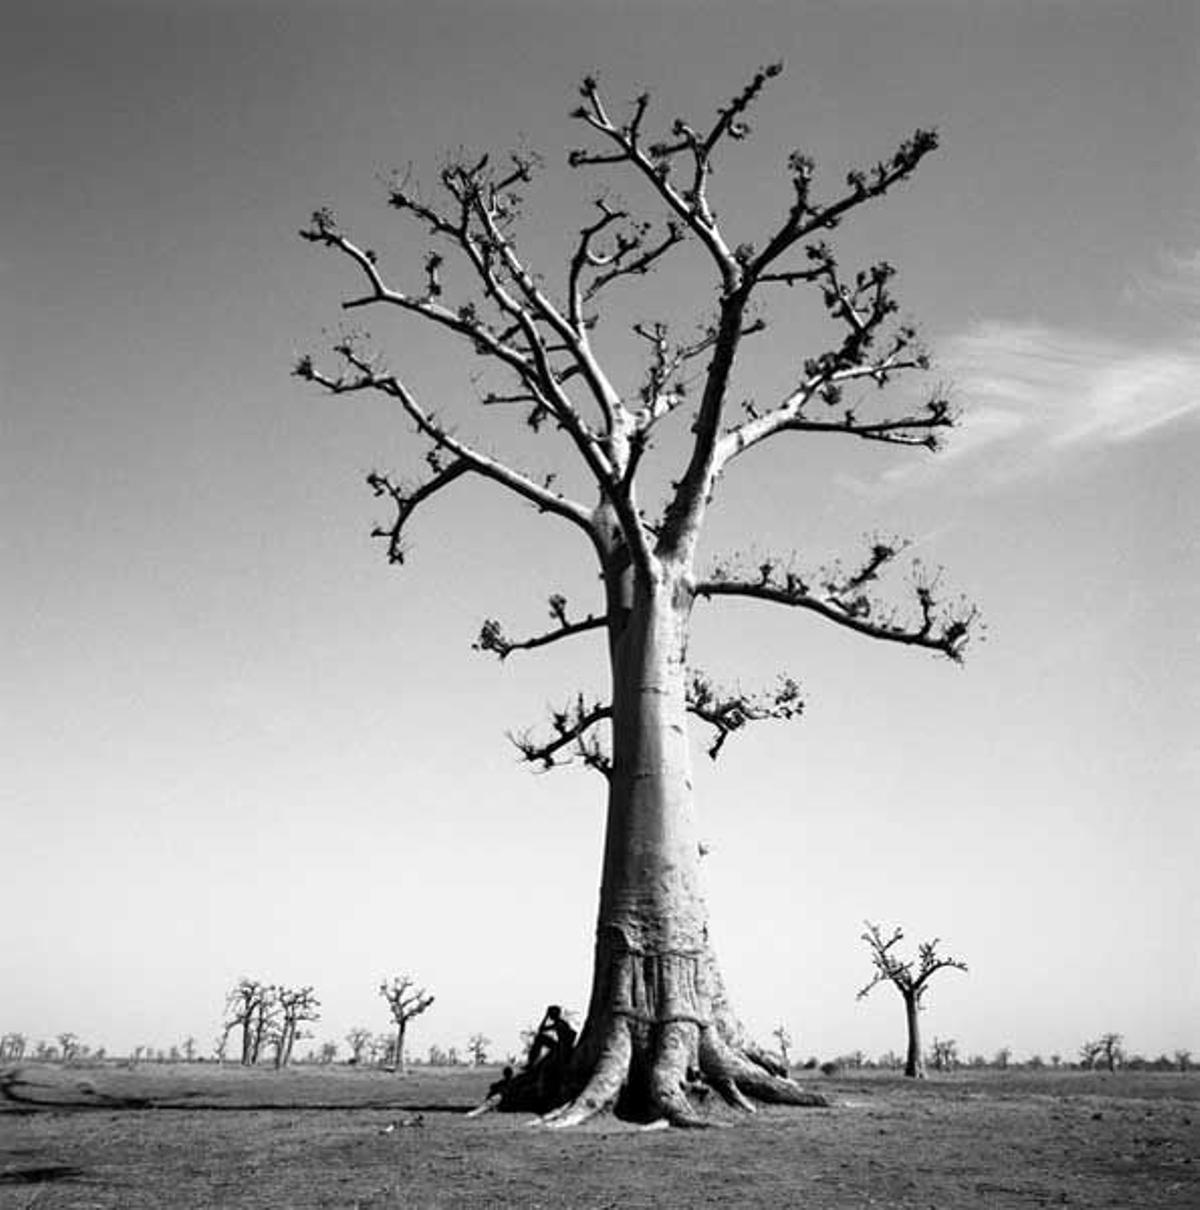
xmin=857 ymin=921 xmax=967 ymax=1078
xmin=771 ymin=1024 xmax=793 ymax=1070
xmin=297 ymin=62 xmax=978 ymax=1125
xmin=379 ymin=976 xmax=434 ymax=1074
xmin=929 ymin=1036 xmax=958 ymax=1072
xmin=1080 ymin=1033 xmax=1123 ymax=1072
xmin=468 ymin=1033 xmax=491 ymax=1066
xmin=0 ymin=1033 xmax=27 ymax=1061
xmin=270 ymin=986 xmax=321 ymax=1069
xmin=224 ymin=978 xmax=277 ymax=1066
xmin=344 ymin=1026 xmax=373 ymax=1065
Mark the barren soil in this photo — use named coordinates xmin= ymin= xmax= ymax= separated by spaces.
xmin=2 ymin=1062 xmax=1197 ymax=1208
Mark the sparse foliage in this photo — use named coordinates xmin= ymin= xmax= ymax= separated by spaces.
xmin=298 ymin=64 xmax=979 ymax=1126
xmin=857 ymin=921 xmax=967 ymax=1079
xmin=468 ymin=1033 xmax=491 ymax=1066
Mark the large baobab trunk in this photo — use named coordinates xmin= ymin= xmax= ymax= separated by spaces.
xmin=904 ymin=994 xmax=926 ymax=1079
xmin=541 ymin=569 xmax=825 ymax=1127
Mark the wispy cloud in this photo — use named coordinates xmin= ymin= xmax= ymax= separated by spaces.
xmin=867 ymin=319 xmax=1200 ymax=492
xmin=1123 ymin=248 xmax=1200 ymax=311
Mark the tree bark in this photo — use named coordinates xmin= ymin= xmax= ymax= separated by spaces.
xmin=903 ymin=994 xmax=925 ymax=1079
xmin=524 ymin=563 xmax=826 ymax=1126
xmin=395 ymin=1022 xmax=406 ymax=1074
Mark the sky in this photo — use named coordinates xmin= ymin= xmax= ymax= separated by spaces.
xmin=2 ymin=0 xmax=1197 ymax=1067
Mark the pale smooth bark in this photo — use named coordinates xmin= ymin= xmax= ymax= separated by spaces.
xmin=543 ymin=560 xmax=825 ymax=1125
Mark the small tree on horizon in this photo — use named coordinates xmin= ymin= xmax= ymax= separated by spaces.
xmin=856 ymin=921 xmax=967 ymax=1079
xmin=224 ymin=979 xmax=276 ymax=1066
xmin=468 ymin=1033 xmax=491 ymax=1066
xmin=1078 ymin=1038 xmax=1105 ymax=1070
xmin=270 ymin=986 xmax=321 ymax=1069
xmin=930 ymin=1037 xmax=958 ymax=1072
xmin=298 ymin=63 xmax=978 ymax=1126
xmin=1097 ymin=1032 xmax=1124 ymax=1073
xmin=344 ymin=1026 xmax=372 ymax=1065
xmin=771 ymin=1024 xmax=793 ymax=1070
xmin=379 ymin=975 xmax=435 ymax=1075
xmin=0 ymin=1033 xmax=28 ymax=1062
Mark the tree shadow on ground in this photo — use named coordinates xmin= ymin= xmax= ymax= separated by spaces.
xmin=0 ymin=1165 xmax=86 ymax=1186
xmin=0 ymin=1065 xmax=471 ymax=1115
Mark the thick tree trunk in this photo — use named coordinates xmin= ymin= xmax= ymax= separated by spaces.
xmin=395 ymin=1022 xmax=406 ymax=1073
xmin=523 ymin=567 xmax=826 ymax=1127
xmin=903 ymin=994 xmax=925 ymax=1079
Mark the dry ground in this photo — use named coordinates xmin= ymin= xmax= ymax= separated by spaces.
xmin=2 ymin=1062 xmax=1197 ymax=1208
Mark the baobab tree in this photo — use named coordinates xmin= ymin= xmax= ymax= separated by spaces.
xmin=771 ymin=1024 xmax=793 ymax=1070
xmin=344 ymin=1026 xmax=373 ymax=1065
xmin=1082 ymin=1033 xmax=1124 ymax=1073
xmin=929 ymin=1036 xmax=958 ymax=1073
xmin=857 ymin=921 xmax=967 ymax=1079
xmin=298 ymin=65 xmax=977 ymax=1126
xmin=270 ymin=986 xmax=322 ymax=1069
xmin=379 ymin=976 xmax=435 ymax=1074
xmin=224 ymin=978 xmax=276 ymax=1066
xmin=0 ymin=1033 xmax=27 ymax=1061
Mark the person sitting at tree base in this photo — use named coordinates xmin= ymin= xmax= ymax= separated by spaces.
xmin=525 ymin=1005 xmax=576 ymax=1070
xmin=466 ymin=1006 xmax=578 ymax=1117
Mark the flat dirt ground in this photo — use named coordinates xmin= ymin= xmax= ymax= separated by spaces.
xmin=2 ymin=1062 xmax=1197 ymax=1208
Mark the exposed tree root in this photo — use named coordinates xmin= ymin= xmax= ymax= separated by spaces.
xmin=480 ymin=1009 xmax=829 ymax=1128
xmin=539 ymin=1019 xmax=631 ymax=1129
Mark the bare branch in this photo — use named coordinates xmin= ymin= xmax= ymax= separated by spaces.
xmin=856 ymin=922 xmax=909 ymax=1000
xmin=294 ymin=340 xmax=599 ymax=546
xmin=380 ymin=976 xmax=435 ymax=1025
xmin=474 ymin=595 xmax=608 ymax=660
xmin=570 ymin=71 xmax=773 ymax=288
xmin=716 ymin=252 xmax=952 ymax=468
xmin=913 ymin=939 xmax=969 ymax=992
xmin=298 ymin=210 xmax=536 ymax=383
xmin=584 ymin=219 xmax=685 ymax=302
xmin=686 ymin=672 xmax=803 ymax=760
xmin=511 ymin=694 xmax=612 ymax=776
xmin=301 ymin=195 xmax=634 ymax=535
xmin=750 ymin=128 xmax=940 ymax=281
xmin=857 ymin=921 xmax=967 ymax=1003
xmin=364 ymin=459 xmax=471 ymax=565
xmin=632 ymin=318 xmax=766 ymax=434
xmin=695 ymin=544 xmax=979 ymax=662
